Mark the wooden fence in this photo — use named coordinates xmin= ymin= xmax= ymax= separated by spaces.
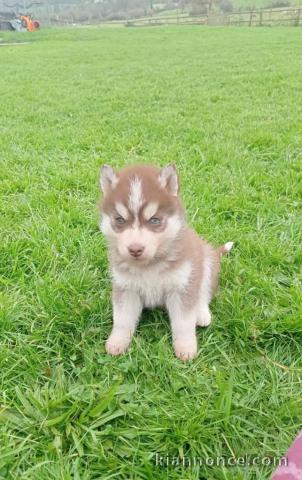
xmin=226 ymin=7 xmax=302 ymax=26
xmin=36 ymin=6 xmax=302 ymax=28
xmin=125 ymin=7 xmax=302 ymax=28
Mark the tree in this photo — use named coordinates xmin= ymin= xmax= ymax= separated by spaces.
xmin=190 ymin=0 xmax=209 ymax=15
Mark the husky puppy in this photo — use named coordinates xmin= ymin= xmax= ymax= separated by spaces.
xmin=99 ymin=164 xmax=233 ymax=361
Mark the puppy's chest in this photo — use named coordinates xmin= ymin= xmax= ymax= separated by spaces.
xmin=112 ymin=261 xmax=192 ymax=308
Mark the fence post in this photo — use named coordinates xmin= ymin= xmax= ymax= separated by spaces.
xmin=249 ymin=11 xmax=253 ymax=26
xmin=259 ymin=10 xmax=263 ymax=26
xmin=295 ymin=8 xmax=301 ymax=26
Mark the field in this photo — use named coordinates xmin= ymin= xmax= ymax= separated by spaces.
xmin=1 ymin=25 xmax=302 ymax=479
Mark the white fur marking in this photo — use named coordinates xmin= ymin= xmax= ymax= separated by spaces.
xmin=115 ymin=202 xmax=129 ymax=220
xmin=112 ymin=261 xmax=192 ymax=309
xmin=143 ymin=202 xmax=159 ymax=220
xmin=224 ymin=241 xmax=234 ymax=253
xmin=128 ymin=176 xmax=143 ymax=214
xmin=100 ymin=213 xmax=114 ymax=236
xmin=166 ymin=214 xmax=182 ymax=236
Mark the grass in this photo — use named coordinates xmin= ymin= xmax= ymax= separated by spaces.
xmin=1 ymin=25 xmax=302 ymax=479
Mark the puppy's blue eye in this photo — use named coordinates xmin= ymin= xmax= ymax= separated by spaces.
xmin=115 ymin=216 xmax=125 ymax=225
xmin=148 ymin=217 xmax=161 ymax=225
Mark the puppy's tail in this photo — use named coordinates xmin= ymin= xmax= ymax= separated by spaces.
xmin=217 ymin=241 xmax=234 ymax=256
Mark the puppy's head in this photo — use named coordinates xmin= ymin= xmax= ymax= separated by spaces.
xmin=99 ymin=164 xmax=185 ymax=265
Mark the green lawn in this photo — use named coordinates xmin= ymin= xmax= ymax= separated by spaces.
xmin=1 ymin=25 xmax=302 ymax=479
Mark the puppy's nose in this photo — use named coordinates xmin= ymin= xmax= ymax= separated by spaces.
xmin=128 ymin=244 xmax=144 ymax=258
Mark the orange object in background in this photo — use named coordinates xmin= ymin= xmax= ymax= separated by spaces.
xmin=20 ymin=15 xmax=39 ymax=31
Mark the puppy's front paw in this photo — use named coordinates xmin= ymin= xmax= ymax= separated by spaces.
xmin=173 ymin=338 xmax=197 ymax=362
xmin=196 ymin=306 xmax=212 ymax=327
xmin=105 ymin=334 xmax=130 ymax=356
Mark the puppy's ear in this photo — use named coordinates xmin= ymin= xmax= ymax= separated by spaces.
xmin=99 ymin=165 xmax=118 ymax=194
xmin=159 ymin=164 xmax=179 ymax=197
